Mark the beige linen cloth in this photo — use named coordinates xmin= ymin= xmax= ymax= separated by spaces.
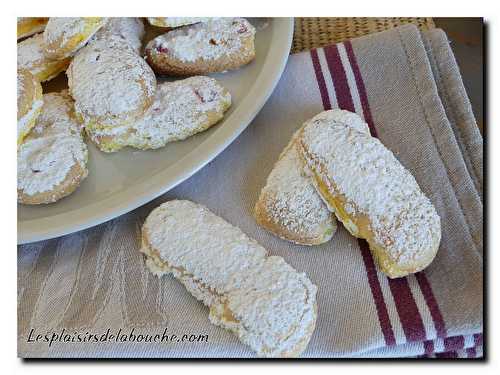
xmin=18 ymin=24 xmax=483 ymax=358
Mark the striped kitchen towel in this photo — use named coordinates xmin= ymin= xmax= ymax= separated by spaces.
xmin=18 ymin=24 xmax=483 ymax=358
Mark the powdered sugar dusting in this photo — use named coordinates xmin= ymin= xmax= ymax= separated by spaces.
xmin=88 ymin=76 xmax=231 ymax=150
xmin=18 ymin=92 xmax=88 ymax=198
xmin=218 ymin=255 xmax=315 ymax=356
xmin=149 ymin=18 xmax=255 ymax=63
xmin=29 ymin=92 xmax=83 ymax=138
xmin=17 ymin=69 xmax=40 ymax=118
xmin=18 ymin=135 xmax=86 ymax=196
xmin=257 ymin=129 xmax=335 ymax=244
xmin=44 ymin=18 xmax=86 ymax=45
xmin=43 ymin=17 xmax=106 ymax=58
xmin=18 ymin=72 xmax=24 ymax=91
xmin=142 ymin=200 xmax=317 ymax=357
xmin=91 ymin=17 xmax=144 ymax=54
xmin=148 ymin=17 xmax=214 ymax=28
xmin=305 ymin=109 xmax=371 ymax=135
xmin=17 ymin=99 xmax=42 ymax=140
xmin=17 ymin=33 xmax=70 ymax=81
xmin=68 ymin=37 xmax=156 ymax=126
xmin=298 ymin=112 xmax=441 ymax=266
xmin=256 ymin=110 xmax=371 ymax=244
xmin=17 ymin=34 xmax=46 ymax=76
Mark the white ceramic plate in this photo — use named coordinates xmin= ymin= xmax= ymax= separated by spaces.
xmin=18 ymin=18 xmax=294 ymax=244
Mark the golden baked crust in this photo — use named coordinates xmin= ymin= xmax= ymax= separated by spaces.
xmin=17 ymin=33 xmax=71 ymax=82
xmin=254 ymin=202 xmax=334 ymax=246
xmin=17 ymin=17 xmax=49 ymax=39
xmin=145 ymin=18 xmax=256 ymax=76
xmin=43 ymin=17 xmax=107 ymax=59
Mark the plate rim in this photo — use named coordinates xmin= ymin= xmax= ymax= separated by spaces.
xmin=18 ymin=18 xmax=294 ymax=244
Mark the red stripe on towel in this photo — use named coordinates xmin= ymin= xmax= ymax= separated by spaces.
xmin=358 ymin=240 xmax=396 ymax=345
xmin=466 ymin=347 xmax=477 ymax=358
xmin=343 ymin=40 xmax=377 ymax=137
xmin=435 ymin=351 xmax=458 ymax=359
xmin=420 ymin=344 xmax=482 ymax=359
xmin=473 ymin=333 xmax=483 ymax=346
xmin=420 ymin=335 xmax=481 ymax=358
xmin=444 ymin=335 xmax=465 ymax=352
xmin=387 ymin=277 xmax=426 ymax=342
xmin=323 ymin=44 xmax=355 ymax=111
xmin=310 ymin=49 xmax=331 ymax=110
xmin=423 ymin=340 xmax=435 ymax=355
xmin=415 ymin=271 xmax=447 ymax=338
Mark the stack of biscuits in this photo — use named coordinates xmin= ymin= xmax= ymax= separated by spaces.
xmin=254 ymin=109 xmax=442 ymax=279
xmin=17 ymin=17 xmax=256 ymax=204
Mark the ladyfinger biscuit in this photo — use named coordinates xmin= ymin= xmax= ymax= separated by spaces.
xmin=67 ymin=36 xmax=156 ymax=129
xmin=17 ymin=92 xmax=88 ymax=205
xmin=85 ymin=76 xmax=231 ymax=152
xmin=297 ymin=111 xmax=441 ymax=278
xmin=254 ymin=129 xmax=336 ymax=245
xmin=145 ymin=18 xmax=255 ymax=76
xmin=17 ymin=17 xmax=49 ymax=40
xmin=17 ymin=33 xmax=71 ymax=82
xmin=141 ymin=200 xmax=317 ymax=358
xmin=254 ymin=110 xmax=371 ymax=245
xmin=43 ymin=17 xmax=107 ymax=59
xmin=17 ymin=69 xmax=42 ymax=145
